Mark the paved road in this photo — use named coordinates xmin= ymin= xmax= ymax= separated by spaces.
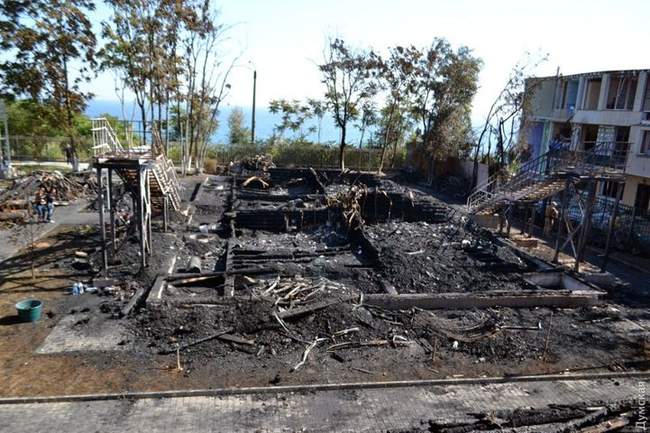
xmin=0 ymin=378 xmax=644 ymax=433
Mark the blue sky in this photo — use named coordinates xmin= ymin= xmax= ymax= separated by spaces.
xmin=86 ymin=0 xmax=650 ymax=141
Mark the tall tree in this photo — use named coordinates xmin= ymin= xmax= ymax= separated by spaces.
xmin=228 ymin=107 xmax=250 ymax=145
xmin=408 ymin=39 xmax=481 ymax=183
xmin=306 ymin=99 xmax=327 ymax=144
xmin=0 ymin=0 xmax=97 ymax=168
xmin=319 ymin=38 xmax=380 ymax=169
xmin=179 ymin=0 xmax=236 ymax=174
xmin=376 ymin=45 xmax=420 ymax=172
xmin=374 ymin=103 xmax=414 ymax=168
xmin=354 ymin=100 xmax=377 ymax=149
xmin=101 ymin=0 xmax=236 ymax=173
xmin=470 ymin=53 xmax=548 ymax=188
xmin=100 ymin=0 xmax=177 ymax=146
xmin=269 ymin=99 xmax=315 ymax=141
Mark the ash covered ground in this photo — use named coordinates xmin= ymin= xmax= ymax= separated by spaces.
xmin=49 ymin=168 xmax=648 ymax=382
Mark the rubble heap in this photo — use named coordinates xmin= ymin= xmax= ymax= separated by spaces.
xmin=0 ymin=170 xmax=97 ymax=226
xmin=228 ymin=154 xmax=275 ymax=175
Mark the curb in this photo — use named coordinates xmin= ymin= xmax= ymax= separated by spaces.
xmin=0 ymin=371 xmax=648 ymax=405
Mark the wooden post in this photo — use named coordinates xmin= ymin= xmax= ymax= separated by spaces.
xmin=137 ymin=166 xmax=146 ymax=269
xmin=553 ymin=177 xmax=571 ymax=263
xmin=574 ymin=180 xmax=597 ymax=272
xmin=107 ymin=169 xmax=116 ymax=253
xmin=97 ymin=167 xmax=108 ymax=276
xmin=498 ymin=210 xmax=504 ymax=235
xmin=601 ymin=181 xmax=622 ymax=270
xmin=528 ymin=205 xmax=535 ymax=237
xmin=627 ymin=205 xmax=637 ymax=246
xmin=506 ymin=206 xmax=512 ymax=237
xmin=163 ymin=196 xmax=169 ymax=232
xmin=145 ymin=169 xmax=152 ymax=254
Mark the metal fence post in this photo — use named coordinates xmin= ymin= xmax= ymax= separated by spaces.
xmin=601 ymin=181 xmax=622 ymax=270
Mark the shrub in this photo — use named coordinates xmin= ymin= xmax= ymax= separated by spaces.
xmin=204 ymin=158 xmax=219 ymax=174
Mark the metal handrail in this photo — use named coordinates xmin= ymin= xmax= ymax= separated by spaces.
xmin=466 ymin=141 xmax=630 ymax=214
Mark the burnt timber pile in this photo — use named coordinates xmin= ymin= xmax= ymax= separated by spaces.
xmin=78 ymin=158 xmax=650 ymax=382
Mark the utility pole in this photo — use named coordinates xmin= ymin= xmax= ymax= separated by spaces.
xmin=251 ymin=69 xmax=257 ymax=145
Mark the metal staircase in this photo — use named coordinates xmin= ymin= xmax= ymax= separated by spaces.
xmin=92 ymin=117 xmax=181 ymax=213
xmin=467 ymin=142 xmax=629 ymax=215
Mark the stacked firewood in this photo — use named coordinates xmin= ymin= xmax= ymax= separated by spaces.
xmin=0 ymin=171 xmax=97 ymax=225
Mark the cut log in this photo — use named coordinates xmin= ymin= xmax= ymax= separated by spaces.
xmin=278 ymin=293 xmax=358 ymax=320
xmin=308 ymin=167 xmax=326 ymax=194
xmin=0 ymin=210 xmax=27 ymax=222
xmin=364 ymin=290 xmax=603 ymax=310
xmin=121 ymin=277 xmax=161 ymax=317
xmin=217 ymin=334 xmax=255 ymax=346
xmin=159 ymin=327 xmax=234 ymax=354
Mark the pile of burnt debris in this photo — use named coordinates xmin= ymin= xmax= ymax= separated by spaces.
xmin=83 ymin=166 xmax=645 ymax=374
xmin=0 ymin=170 xmax=97 ymax=226
xmin=392 ymin=399 xmax=644 ymax=433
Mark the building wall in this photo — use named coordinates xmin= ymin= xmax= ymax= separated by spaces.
xmin=572 ymin=109 xmax=644 ymax=126
xmin=528 ymin=79 xmax=556 ymax=118
xmin=524 ymin=69 xmax=650 ymax=210
xmin=622 ymin=174 xmax=650 ymax=208
xmin=626 ymin=125 xmax=650 ymax=178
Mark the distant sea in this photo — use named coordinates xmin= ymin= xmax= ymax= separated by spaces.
xmin=85 ymin=99 xmax=361 ymax=145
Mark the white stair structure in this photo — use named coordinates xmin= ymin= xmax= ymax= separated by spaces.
xmin=92 ymin=118 xmax=181 ymax=270
xmin=467 ymin=142 xmax=629 ymax=215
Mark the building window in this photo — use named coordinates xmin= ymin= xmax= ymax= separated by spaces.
xmin=641 ymin=130 xmax=650 ymax=154
xmin=601 ymin=180 xmax=623 ymax=199
xmin=584 ymin=79 xmax=601 ymax=110
xmin=606 ymin=75 xmax=637 ymax=110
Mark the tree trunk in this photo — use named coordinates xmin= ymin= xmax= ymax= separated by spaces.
xmin=317 ymin=118 xmax=322 ymax=145
xmin=62 ymin=56 xmax=77 ymax=171
xmin=390 ymin=138 xmax=400 ymax=168
xmin=139 ymin=103 xmax=147 ymax=147
xmin=339 ymin=126 xmax=346 ymax=170
xmin=471 ymin=123 xmax=490 ymax=190
xmin=378 ymin=106 xmax=396 ymax=174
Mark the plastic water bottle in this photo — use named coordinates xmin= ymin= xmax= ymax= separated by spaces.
xmin=71 ymin=283 xmax=85 ymax=295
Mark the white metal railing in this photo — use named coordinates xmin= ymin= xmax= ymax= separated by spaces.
xmin=91 ymin=118 xmax=123 ymax=157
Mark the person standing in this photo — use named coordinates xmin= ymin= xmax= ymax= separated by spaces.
xmin=45 ymin=187 xmax=56 ymax=223
xmin=544 ymin=201 xmax=559 ymax=237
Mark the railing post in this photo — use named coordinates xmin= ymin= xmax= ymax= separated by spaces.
xmin=96 ymin=166 xmax=108 ymax=277
xmin=627 ymin=206 xmax=637 ymax=248
xmin=601 ymin=181 xmax=622 ymax=270
xmin=574 ymin=180 xmax=597 ymax=272
xmin=553 ymin=177 xmax=571 ymax=263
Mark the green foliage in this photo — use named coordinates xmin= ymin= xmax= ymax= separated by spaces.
xmin=228 ymin=108 xmax=251 ymax=145
xmin=0 ymin=0 xmax=97 ymax=153
xmin=269 ymin=99 xmax=316 ymax=140
xmin=4 ymin=99 xmax=93 ymax=158
xmin=409 ymin=39 xmax=482 ymax=162
xmin=320 ymin=38 xmax=381 ymax=168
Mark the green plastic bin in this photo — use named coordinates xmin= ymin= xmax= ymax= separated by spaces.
xmin=15 ymin=299 xmax=43 ymax=323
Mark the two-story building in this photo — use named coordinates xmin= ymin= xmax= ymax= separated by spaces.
xmin=524 ymin=69 xmax=650 ymax=214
